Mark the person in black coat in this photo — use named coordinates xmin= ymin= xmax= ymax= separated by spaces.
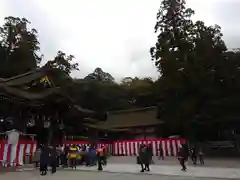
xmin=139 ymin=144 xmax=151 ymax=172
xmin=178 ymin=144 xmax=188 ymax=171
xmin=50 ymin=146 xmax=57 ymax=174
xmin=191 ymin=146 xmax=197 ymax=165
xmin=139 ymin=144 xmax=146 ymax=172
xmin=144 ymin=145 xmax=151 ymax=171
xmin=40 ymin=145 xmax=49 ymax=176
xmin=146 ymin=143 xmax=153 ymax=164
xmin=63 ymin=145 xmax=69 ymax=167
xmin=159 ymin=143 xmax=164 ymax=160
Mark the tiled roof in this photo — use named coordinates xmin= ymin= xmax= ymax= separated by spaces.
xmin=94 ymin=107 xmax=162 ymax=129
xmin=0 ymin=68 xmax=51 ymax=86
xmin=0 ymin=83 xmax=60 ymax=100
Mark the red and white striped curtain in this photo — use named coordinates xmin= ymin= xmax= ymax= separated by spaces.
xmin=0 ymin=140 xmax=37 ymax=167
xmin=0 ymin=138 xmax=185 ymax=167
xmin=63 ymin=138 xmax=185 ymax=157
xmin=113 ymin=138 xmax=185 ymax=156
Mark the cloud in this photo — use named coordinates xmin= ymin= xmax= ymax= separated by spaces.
xmin=186 ymin=0 xmax=240 ymax=49
xmin=0 ymin=0 xmax=240 ymax=80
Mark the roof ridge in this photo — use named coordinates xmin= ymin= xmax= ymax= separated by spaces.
xmin=1 ymin=68 xmax=43 ymax=82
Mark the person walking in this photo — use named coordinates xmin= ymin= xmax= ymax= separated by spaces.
xmin=40 ymin=145 xmax=49 ymax=176
xmin=91 ymin=146 xmax=97 ymax=166
xmin=50 ymin=146 xmax=57 ymax=174
xmin=96 ymin=146 xmax=104 ymax=171
xmin=139 ymin=144 xmax=145 ymax=172
xmin=56 ymin=145 xmax=61 ymax=167
xmin=178 ymin=144 xmax=187 ymax=171
xmin=86 ymin=145 xmax=94 ymax=166
xmin=60 ymin=145 xmax=65 ymax=167
xmin=191 ymin=146 xmax=197 ymax=165
xmin=159 ymin=143 xmax=164 ymax=160
xmin=138 ymin=144 xmax=150 ymax=172
xmin=69 ymin=145 xmax=78 ymax=170
xmin=146 ymin=143 xmax=153 ymax=164
xmin=61 ymin=145 xmax=68 ymax=167
xmin=102 ymin=145 xmax=107 ymax=165
xmin=198 ymin=148 xmax=204 ymax=165
xmin=144 ymin=144 xmax=151 ymax=171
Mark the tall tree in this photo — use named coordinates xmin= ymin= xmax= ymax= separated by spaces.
xmin=44 ymin=50 xmax=79 ymax=76
xmin=0 ymin=16 xmax=41 ymax=77
xmin=84 ymin=67 xmax=114 ymax=82
xmin=150 ymin=0 xmax=230 ymax=138
xmin=150 ymin=0 xmax=194 ymax=73
xmin=150 ymin=0 xmax=195 ymax=134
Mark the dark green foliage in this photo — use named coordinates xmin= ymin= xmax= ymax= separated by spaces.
xmin=0 ymin=17 xmax=79 ymax=78
xmin=0 ymin=17 xmax=41 ymax=77
xmin=150 ymin=0 xmax=240 ymax=139
xmin=44 ymin=51 xmax=79 ymax=76
xmin=84 ymin=67 xmax=114 ymax=82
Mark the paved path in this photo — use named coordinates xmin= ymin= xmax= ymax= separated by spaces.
xmin=108 ymin=156 xmax=240 ymax=168
xmin=0 ymin=170 xmax=235 ymax=180
xmin=73 ymin=163 xmax=240 ymax=179
xmin=7 ymin=156 xmax=240 ymax=179
xmin=17 ymin=163 xmax=240 ymax=179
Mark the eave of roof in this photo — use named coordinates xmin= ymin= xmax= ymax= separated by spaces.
xmin=0 ymin=83 xmax=61 ymax=100
xmin=83 ymin=118 xmax=99 ymax=124
xmin=84 ymin=123 xmax=130 ymax=132
xmin=0 ymin=68 xmax=50 ymax=87
xmin=74 ymin=105 xmax=95 ymax=114
xmin=89 ymin=106 xmax=162 ymax=129
xmin=97 ymin=121 xmax=162 ymax=129
xmin=109 ymin=106 xmax=157 ymax=115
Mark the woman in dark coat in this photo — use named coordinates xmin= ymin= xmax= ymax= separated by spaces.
xmin=139 ymin=144 xmax=151 ymax=172
xmin=144 ymin=145 xmax=151 ymax=171
xmin=146 ymin=143 xmax=153 ymax=164
xmin=40 ymin=145 xmax=49 ymax=175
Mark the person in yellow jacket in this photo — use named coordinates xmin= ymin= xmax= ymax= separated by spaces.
xmin=96 ymin=146 xmax=104 ymax=171
xmin=69 ymin=145 xmax=78 ymax=170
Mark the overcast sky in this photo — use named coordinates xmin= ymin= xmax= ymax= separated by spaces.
xmin=0 ymin=0 xmax=239 ymax=80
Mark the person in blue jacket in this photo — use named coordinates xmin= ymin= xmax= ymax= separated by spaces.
xmin=87 ymin=145 xmax=96 ymax=166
